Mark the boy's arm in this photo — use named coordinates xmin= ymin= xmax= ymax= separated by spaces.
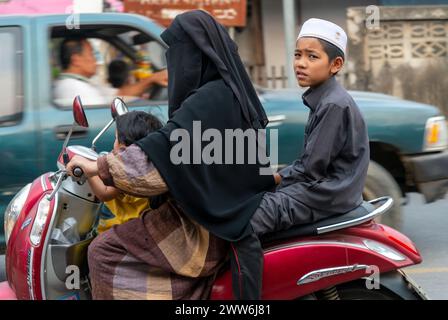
xmin=87 ymin=176 xmax=120 ymax=202
xmin=97 ymin=144 xmax=169 ymax=197
xmin=300 ymin=104 xmax=348 ymax=181
xmin=66 ymin=152 xmax=167 ymax=198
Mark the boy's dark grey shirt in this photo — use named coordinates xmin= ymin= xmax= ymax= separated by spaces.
xmin=278 ymin=76 xmax=370 ymax=217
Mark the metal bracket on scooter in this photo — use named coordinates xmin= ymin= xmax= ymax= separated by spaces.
xmin=47 ymin=171 xmax=67 ymax=201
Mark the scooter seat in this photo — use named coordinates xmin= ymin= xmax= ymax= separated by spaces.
xmin=260 ymin=197 xmax=393 ymax=246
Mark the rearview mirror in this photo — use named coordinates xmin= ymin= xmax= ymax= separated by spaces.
xmin=91 ymin=98 xmax=129 ymax=151
xmin=61 ymin=96 xmax=89 ymax=165
xmin=72 ymin=96 xmax=89 ymax=128
xmin=111 ymin=97 xmax=129 ymax=120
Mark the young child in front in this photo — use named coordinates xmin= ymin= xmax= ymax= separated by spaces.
xmin=230 ymin=18 xmax=370 ymax=299
xmin=86 ymin=111 xmax=163 ymax=233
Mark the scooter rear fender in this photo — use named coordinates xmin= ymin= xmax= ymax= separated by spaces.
xmin=211 ymin=221 xmax=422 ymax=300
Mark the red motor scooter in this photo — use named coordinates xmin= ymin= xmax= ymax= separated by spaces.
xmin=0 ymin=96 xmax=427 ymax=300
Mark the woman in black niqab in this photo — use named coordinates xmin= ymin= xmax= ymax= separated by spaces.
xmin=136 ymin=10 xmax=275 ymax=242
xmin=135 ymin=10 xmax=275 ymax=299
xmin=78 ymin=10 xmax=274 ymax=300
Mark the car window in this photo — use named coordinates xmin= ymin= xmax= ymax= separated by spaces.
xmin=51 ymin=27 xmax=167 ymax=109
xmin=0 ymin=27 xmax=23 ymax=126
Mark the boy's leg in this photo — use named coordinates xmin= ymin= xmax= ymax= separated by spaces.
xmin=230 ymin=231 xmax=263 ymax=300
xmin=250 ymin=190 xmax=314 ymax=236
xmin=229 ymin=190 xmax=314 ymax=300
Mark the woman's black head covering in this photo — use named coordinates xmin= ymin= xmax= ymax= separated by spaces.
xmin=137 ymin=10 xmax=275 ymax=241
xmin=160 ymin=10 xmax=268 ymax=129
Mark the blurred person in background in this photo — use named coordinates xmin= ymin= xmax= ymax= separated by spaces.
xmin=53 ymin=38 xmax=167 ymax=105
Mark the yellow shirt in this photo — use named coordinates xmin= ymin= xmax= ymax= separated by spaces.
xmin=97 ymin=193 xmax=150 ymax=234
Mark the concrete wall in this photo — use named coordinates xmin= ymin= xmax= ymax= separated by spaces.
xmin=299 ymin=0 xmax=378 ymax=29
xmin=347 ymin=5 xmax=448 ymax=115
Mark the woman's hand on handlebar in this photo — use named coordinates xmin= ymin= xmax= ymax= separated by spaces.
xmin=66 ymin=155 xmax=98 ymax=178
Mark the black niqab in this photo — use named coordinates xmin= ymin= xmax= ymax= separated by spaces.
xmin=161 ymin=10 xmax=268 ymax=129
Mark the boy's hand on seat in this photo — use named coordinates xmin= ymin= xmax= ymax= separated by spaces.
xmin=274 ymin=173 xmax=282 ymax=185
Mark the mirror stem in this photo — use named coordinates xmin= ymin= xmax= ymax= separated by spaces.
xmin=62 ymin=124 xmax=75 ymax=165
xmin=91 ymin=118 xmax=115 ymax=151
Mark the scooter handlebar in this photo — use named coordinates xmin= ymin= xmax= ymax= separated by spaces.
xmin=73 ymin=167 xmax=84 ymax=178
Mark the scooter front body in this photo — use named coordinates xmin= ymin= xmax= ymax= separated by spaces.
xmin=5 ymin=170 xmax=100 ymax=300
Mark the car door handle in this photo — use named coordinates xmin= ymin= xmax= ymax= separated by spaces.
xmin=267 ymin=115 xmax=286 ymax=127
xmin=54 ymin=125 xmax=88 ymax=140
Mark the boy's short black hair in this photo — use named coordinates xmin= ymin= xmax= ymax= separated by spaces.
xmin=59 ymin=38 xmax=87 ymax=70
xmin=116 ymin=111 xmax=163 ymax=146
xmin=317 ymin=38 xmax=345 ymax=62
xmin=108 ymin=60 xmax=130 ymax=88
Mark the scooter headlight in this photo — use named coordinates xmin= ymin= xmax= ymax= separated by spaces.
xmin=30 ymin=197 xmax=52 ymax=246
xmin=4 ymin=183 xmax=31 ymax=244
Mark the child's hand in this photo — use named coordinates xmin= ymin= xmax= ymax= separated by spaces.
xmin=147 ymin=69 xmax=168 ymax=87
xmin=274 ymin=173 xmax=282 ymax=185
xmin=66 ymin=155 xmax=98 ymax=178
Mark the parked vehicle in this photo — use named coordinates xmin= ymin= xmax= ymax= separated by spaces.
xmin=0 ymin=97 xmax=427 ymax=300
xmin=1 ymin=13 xmax=447 ymax=245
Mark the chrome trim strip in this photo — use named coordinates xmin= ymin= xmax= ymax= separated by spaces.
xmin=265 ymin=240 xmax=366 ymax=253
xmin=28 ymin=247 xmax=34 ymax=300
xmin=297 ymin=264 xmax=370 ymax=285
xmin=317 ymin=197 xmax=394 ymax=234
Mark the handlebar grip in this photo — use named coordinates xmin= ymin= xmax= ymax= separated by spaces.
xmin=73 ymin=167 xmax=84 ymax=178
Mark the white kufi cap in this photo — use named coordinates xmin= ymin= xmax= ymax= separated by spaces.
xmin=297 ymin=18 xmax=347 ymax=56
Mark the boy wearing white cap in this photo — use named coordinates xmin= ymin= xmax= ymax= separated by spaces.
xmin=233 ymin=18 xmax=370 ymax=299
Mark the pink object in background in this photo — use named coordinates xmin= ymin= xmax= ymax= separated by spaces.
xmin=106 ymin=0 xmax=123 ymax=12
xmin=0 ymin=282 xmax=16 ymax=300
xmin=0 ymin=0 xmax=124 ymax=15
xmin=0 ymin=0 xmax=73 ymax=14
